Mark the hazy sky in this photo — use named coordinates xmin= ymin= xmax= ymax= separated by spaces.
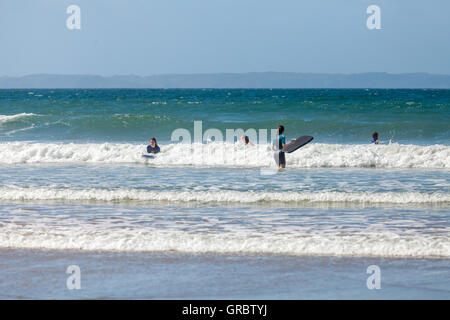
xmin=1 ymin=0 xmax=449 ymax=76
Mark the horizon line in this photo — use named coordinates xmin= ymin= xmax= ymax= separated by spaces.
xmin=2 ymin=71 xmax=450 ymax=78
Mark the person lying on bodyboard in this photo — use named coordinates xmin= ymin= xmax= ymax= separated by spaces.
xmin=147 ymin=137 xmax=160 ymax=154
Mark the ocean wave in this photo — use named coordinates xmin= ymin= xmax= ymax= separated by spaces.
xmin=0 ymin=113 xmax=36 ymax=124
xmin=0 ymin=227 xmax=448 ymax=258
xmin=0 ymin=142 xmax=449 ymax=168
xmin=0 ymin=187 xmax=448 ymax=204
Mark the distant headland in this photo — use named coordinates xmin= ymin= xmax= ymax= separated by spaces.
xmin=1 ymin=72 xmax=449 ymax=89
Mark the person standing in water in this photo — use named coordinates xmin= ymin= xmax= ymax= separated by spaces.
xmin=372 ymin=132 xmax=379 ymax=144
xmin=273 ymin=125 xmax=287 ymax=168
xmin=147 ymin=137 xmax=160 ymax=154
xmin=240 ymin=135 xmax=254 ymax=146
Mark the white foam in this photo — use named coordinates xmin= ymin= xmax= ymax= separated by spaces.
xmin=0 ymin=113 xmax=36 ymax=124
xmin=0 ymin=141 xmax=449 ymax=168
xmin=0 ymin=187 xmax=448 ymax=204
xmin=4 ymin=124 xmax=36 ymax=136
xmin=1 ymin=226 xmax=448 ymax=258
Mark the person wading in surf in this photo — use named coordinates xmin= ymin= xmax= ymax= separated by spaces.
xmin=240 ymin=135 xmax=254 ymax=146
xmin=372 ymin=132 xmax=379 ymax=144
xmin=147 ymin=137 xmax=160 ymax=154
xmin=272 ymin=125 xmax=287 ymax=168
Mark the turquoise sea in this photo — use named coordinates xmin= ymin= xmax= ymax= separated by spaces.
xmin=1 ymin=89 xmax=449 ymax=144
xmin=0 ymin=89 xmax=449 ymax=299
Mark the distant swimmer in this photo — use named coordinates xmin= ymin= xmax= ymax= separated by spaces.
xmin=147 ymin=137 xmax=160 ymax=154
xmin=240 ymin=135 xmax=254 ymax=146
xmin=272 ymin=125 xmax=287 ymax=168
xmin=372 ymin=132 xmax=379 ymax=144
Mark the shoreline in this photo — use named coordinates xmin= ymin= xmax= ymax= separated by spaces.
xmin=1 ymin=248 xmax=449 ymax=299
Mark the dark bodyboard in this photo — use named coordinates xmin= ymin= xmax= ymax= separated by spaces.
xmin=281 ymin=136 xmax=313 ymax=153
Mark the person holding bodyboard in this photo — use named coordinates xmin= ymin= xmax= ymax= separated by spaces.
xmin=272 ymin=125 xmax=288 ymax=168
xmin=143 ymin=137 xmax=160 ymax=159
xmin=272 ymin=125 xmax=314 ymax=168
xmin=147 ymin=137 xmax=160 ymax=154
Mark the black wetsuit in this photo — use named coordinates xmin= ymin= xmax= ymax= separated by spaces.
xmin=278 ymin=135 xmax=286 ymax=166
xmin=273 ymin=135 xmax=286 ymax=166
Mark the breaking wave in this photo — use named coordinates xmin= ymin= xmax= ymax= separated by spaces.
xmin=0 ymin=187 xmax=448 ymax=204
xmin=0 ymin=226 xmax=448 ymax=258
xmin=0 ymin=113 xmax=36 ymax=124
xmin=0 ymin=142 xmax=449 ymax=168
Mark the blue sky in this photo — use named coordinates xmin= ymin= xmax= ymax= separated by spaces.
xmin=1 ymin=0 xmax=449 ymax=76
